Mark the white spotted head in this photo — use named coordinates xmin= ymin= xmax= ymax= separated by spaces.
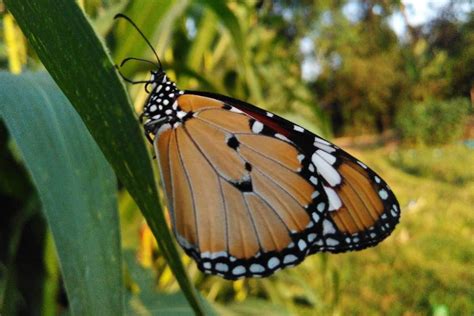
xmin=143 ymin=71 xmax=182 ymax=120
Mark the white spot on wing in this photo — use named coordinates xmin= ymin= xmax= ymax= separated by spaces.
xmin=275 ymin=133 xmax=290 ymax=142
xmin=210 ymin=251 xmax=227 ymax=259
xmin=268 ymin=257 xmax=280 ymax=269
xmin=283 ymin=254 xmax=298 ymax=264
xmin=215 ymin=263 xmax=229 ymax=272
xmin=317 ymin=150 xmax=336 ymax=165
xmin=379 ymin=189 xmax=388 ymax=200
xmin=322 ymin=219 xmax=336 ymax=235
xmin=323 ymin=186 xmax=342 ymax=211
xmin=312 ymin=212 xmax=320 ymax=222
xmin=311 ymin=153 xmax=341 ymax=186
xmin=298 ymin=239 xmax=307 ymax=251
xmin=313 ymin=141 xmax=336 ymax=153
xmin=314 ymin=137 xmax=331 ymax=145
xmin=326 ymin=238 xmax=339 ymax=246
xmin=232 ymin=266 xmax=246 ymax=275
xmin=293 ymin=125 xmax=304 ymax=132
xmin=252 ymin=121 xmax=264 ymax=133
xmin=250 ymin=264 xmax=265 ymax=273
xmin=230 ymin=107 xmax=243 ymax=113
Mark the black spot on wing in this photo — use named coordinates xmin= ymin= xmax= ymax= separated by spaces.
xmin=226 ymin=135 xmax=240 ymax=149
xmin=229 ymin=178 xmax=253 ymax=192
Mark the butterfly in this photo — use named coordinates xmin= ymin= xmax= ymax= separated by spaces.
xmin=115 ymin=14 xmax=400 ymax=280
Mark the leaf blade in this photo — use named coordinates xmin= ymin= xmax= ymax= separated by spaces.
xmin=0 ymin=72 xmax=122 ymax=315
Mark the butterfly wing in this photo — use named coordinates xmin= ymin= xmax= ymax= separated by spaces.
xmin=187 ymin=91 xmax=400 ymax=251
xmin=154 ymin=92 xmax=400 ymax=279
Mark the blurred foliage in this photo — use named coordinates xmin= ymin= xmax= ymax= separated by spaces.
xmin=389 ymin=144 xmax=474 ymax=185
xmin=396 ymin=98 xmax=471 ymax=145
xmin=1 ymin=0 xmax=473 ymax=315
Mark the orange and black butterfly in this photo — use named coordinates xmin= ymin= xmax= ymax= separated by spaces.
xmin=116 ymin=14 xmax=400 ymax=280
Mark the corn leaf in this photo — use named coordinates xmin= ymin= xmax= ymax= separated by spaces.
xmin=0 ymin=72 xmax=122 ymax=315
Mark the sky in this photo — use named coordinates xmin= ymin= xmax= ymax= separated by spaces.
xmin=389 ymin=0 xmax=450 ymax=36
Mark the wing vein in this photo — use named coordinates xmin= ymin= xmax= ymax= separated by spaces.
xmin=175 ymin=130 xmax=200 ymax=249
xmin=252 ymin=188 xmax=292 ymax=234
xmin=218 ymin=178 xmax=230 ymax=254
xmin=242 ymin=193 xmax=264 ymax=253
xmin=341 ymin=163 xmax=379 ymax=223
xmin=241 ymin=155 xmax=307 ymax=210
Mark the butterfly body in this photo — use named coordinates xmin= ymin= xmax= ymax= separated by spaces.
xmin=140 ymin=70 xmax=401 ymax=280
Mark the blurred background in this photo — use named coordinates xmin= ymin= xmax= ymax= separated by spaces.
xmin=1 ymin=0 xmax=473 ymax=315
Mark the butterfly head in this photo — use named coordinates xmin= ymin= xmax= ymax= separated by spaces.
xmin=114 ymin=14 xmax=188 ymax=137
xmin=141 ymin=71 xmax=186 ymax=136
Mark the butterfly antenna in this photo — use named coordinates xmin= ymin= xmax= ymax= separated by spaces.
xmin=114 ymin=65 xmax=151 ymax=85
xmin=120 ymin=57 xmax=159 ymax=69
xmin=114 ymin=13 xmax=163 ymax=70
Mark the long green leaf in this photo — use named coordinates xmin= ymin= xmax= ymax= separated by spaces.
xmin=186 ymin=9 xmax=217 ymax=70
xmin=0 ymin=72 xmax=122 ymax=315
xmin=4 ymin=1 xmax=205 ymax=314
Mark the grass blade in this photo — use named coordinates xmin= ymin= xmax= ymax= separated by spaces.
xmin=0 ymin=72 xmax=122 ymax=315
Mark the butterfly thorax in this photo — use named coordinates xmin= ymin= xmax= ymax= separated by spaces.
xmin=142 ymin=73 xmax=186 ymax=135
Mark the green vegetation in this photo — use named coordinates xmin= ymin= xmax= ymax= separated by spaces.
xmin=0 ymin=0 xmax=472 ymax=315
xmin=396 ymin=98 xmax=471 ymax=145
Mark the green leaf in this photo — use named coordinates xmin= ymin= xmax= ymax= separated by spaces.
xmin=0 ymin=72 xmax=122 ymax=315
xmin=197 ymin=0 xmax=263 ymax=103
xmin=197 ymin=0 xmax=244 ymax=58
xmin=4 ymin=1 xmax=205 ymax=314
xmin=186 ymin=9 xmax=218 ymax=70
xmin=123 ymin=250 xmax=215 ymax=316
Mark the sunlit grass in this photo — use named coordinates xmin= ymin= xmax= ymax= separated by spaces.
xmin=388 ymin=144 xmax=474 ymax=185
